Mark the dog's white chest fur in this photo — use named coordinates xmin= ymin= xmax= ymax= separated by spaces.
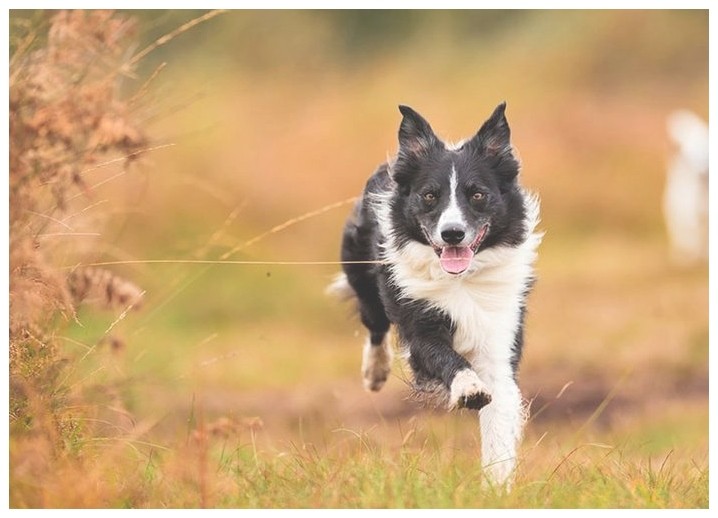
xmin=383 ymin=193 xmax=542 ymax=365
xmin=390 ymin=241 xmax=537 ymax=364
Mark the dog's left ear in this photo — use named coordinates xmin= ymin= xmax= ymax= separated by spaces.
xmin=469 ymin=102 xmax=520 ymax=191
xmin=470 ymin=102 xmax=512 ymax=157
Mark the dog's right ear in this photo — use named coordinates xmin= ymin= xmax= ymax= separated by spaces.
xmin=397 ymin=105 xmax=441 ymax=158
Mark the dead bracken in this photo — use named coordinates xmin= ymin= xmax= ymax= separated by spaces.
xmin=9 ymin=11 xmax=150 ymax=498
xmin=68 ymin=266 xmax=144 ymax=310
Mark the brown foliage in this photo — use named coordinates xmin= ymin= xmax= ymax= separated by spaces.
xmin=9 ymin=11 xmax=149 ymax=504
xmin=67 ymin=266 xmax=144 ymax=310
xmin=10 ymin=9 xmax=147 ymax=338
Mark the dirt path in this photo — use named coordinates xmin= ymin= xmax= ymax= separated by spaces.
xmin=146 ymin=365 xmax=707 ymax=445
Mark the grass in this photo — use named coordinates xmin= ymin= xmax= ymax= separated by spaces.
xmin=222 ymin=446 xmax=706 ymax=508
xmin=10 ymin=399 xmax=708 ymax=508
xmin=33 ymin=254 xmax=708 ymax=509
xmin=9 ymin=9 xmax=708 ymax=509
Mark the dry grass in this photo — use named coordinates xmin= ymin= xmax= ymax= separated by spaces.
xmin=8 ymin=10 xmax=210 ymax=508
xmin=10 ymin=7 xmax=143 ymax=426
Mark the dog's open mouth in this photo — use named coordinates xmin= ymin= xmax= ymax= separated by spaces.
xmin=423 ymin=224 xmax=490 ymax=275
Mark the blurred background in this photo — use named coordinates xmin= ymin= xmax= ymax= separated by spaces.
xmin=9 ymin=9 xmax=708 ymax=504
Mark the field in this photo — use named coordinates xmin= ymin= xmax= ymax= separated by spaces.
xmin=8 ymin=10 xmax=709 ymax=508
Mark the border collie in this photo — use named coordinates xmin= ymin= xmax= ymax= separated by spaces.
xmin=333 ymin=103 xmax=541 ymax=486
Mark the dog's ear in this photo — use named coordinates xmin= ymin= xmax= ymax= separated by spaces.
xmin=471 ymin=102 xmax=512 ymax=157
xmin=397 ymin=105 xmax=441 ymax=158
xmin=470 ymin=102 xmax=520 ymax=190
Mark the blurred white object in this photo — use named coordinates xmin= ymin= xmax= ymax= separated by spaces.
xmin=664 ymin=109 xmax=708 ymax=264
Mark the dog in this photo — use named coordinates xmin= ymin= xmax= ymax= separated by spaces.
xmin=663 ymin=109 xmax=708 ymax=265
xmin=332 ymin=103 xmax=542 ymax=486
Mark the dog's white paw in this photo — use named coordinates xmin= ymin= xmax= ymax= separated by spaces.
xmin=449 ymin=368 xmax=492 ymax=410
xmin=362 ymin=340 xmax=392 ymax=392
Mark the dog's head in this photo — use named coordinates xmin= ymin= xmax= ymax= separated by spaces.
xmin=389 ymin=103 xmax=527 ymax=275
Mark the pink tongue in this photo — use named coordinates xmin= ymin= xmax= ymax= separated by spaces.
xmin=439 ymin=246 xmax=473 ymax=274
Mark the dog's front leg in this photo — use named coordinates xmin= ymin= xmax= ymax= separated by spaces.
xmin=399 ymin=310 xmax=491 ymax=410
xmin=475 ymin=363 xmax=525 ymax=487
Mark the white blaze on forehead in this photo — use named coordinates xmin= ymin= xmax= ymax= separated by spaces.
xmin=436 ymin=164 xmax=467 ymax=241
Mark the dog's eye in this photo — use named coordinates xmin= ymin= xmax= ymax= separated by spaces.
xmin=472 ymin=192 xmax=485 ymax=201
xmin=423 ymin=192 xmax=437 ymax=202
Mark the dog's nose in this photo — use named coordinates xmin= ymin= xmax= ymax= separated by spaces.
xmin=441 ymin=227 xmax=465 ymax=245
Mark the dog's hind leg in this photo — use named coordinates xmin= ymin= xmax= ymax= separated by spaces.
xmin=345 ymin=275 xmax=392 ymax=391
xmin=349 ymin=273 xmax=392 ymax=391
xmin=361 ymin=332 xmax=392 ymax=392
xmin=341 ymin=215 xmax=392 ymax=391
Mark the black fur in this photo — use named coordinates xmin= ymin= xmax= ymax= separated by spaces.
xmin=340 ymin=103 xmax=532 ymax=409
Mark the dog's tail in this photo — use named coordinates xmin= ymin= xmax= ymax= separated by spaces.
xmin=325 ymin=272 xmax=355 ymax=301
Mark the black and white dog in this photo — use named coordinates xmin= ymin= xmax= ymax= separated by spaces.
xmin=333 ymin=103 xmax=541 ymax=485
